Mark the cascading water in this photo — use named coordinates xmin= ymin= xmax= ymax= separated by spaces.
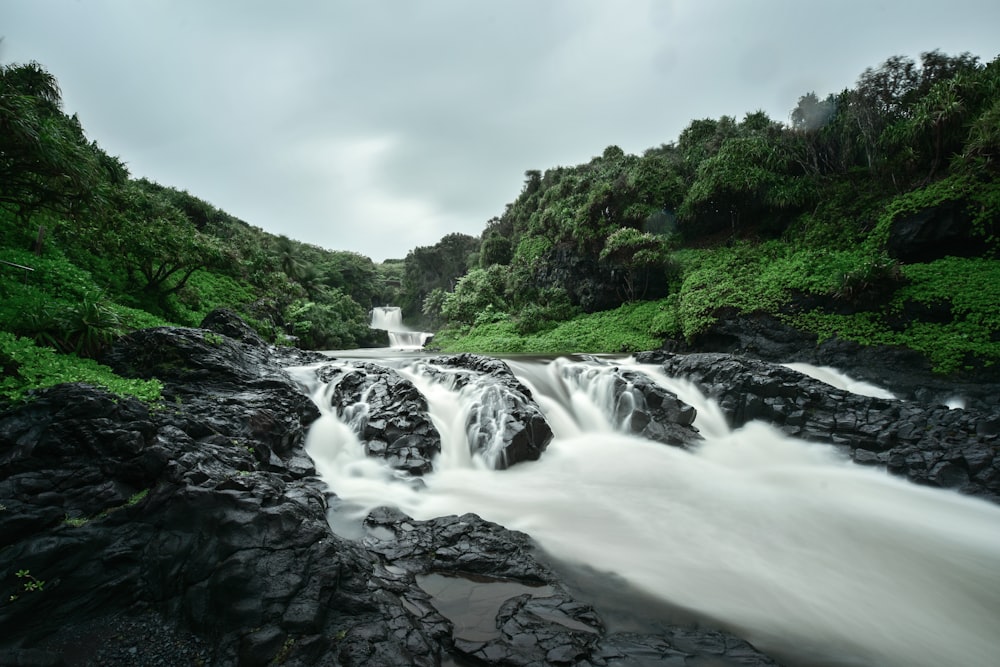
xmin=370 ymin=306 xmax=433 ymax=350
xmin=303 ymin=355 xmax=1000 ymax=667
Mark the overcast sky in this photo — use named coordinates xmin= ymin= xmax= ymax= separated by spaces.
xmin=4 ymin=1 xmax=999 ymax=262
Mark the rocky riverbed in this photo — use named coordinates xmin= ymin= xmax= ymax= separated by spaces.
xmin=1 ymin=310 xmax=996 ymax=666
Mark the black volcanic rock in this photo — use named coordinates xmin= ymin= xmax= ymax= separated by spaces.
xmin=317 ymin=361 xmax=441 ymax=475
xmin=426 ymin=354 xmax=553 ymax=469
xmin=886 ymin=199 xmax=988 ymax=263
xmin=3 ymin=311 xmax=996 ymax=665
xmin=638 ymin=350 xmax=1000 ymax=502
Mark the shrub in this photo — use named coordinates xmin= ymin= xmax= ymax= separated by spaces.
xmin=0 ymin=332 xmax=162 ymax=403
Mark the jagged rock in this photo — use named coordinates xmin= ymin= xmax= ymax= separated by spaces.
xmin=101 ymin=325 xmax=324 ymax=389
xmin=427 ymin=354 xmax=553 ymax=469
xmin=534 ymin=245 xmax=621 ymax=313
xmin=200 ymin=307 xmax=269 ymax=347
xmin=886 ymin=199 xmax=990 ymax=263
xmin=0 ymin=314 xmax=815 ymax=666
xmin=317 ymin=361 xmax=441 ymax=475
xmin=611 ymin=367 xmax=699 ymax=446
xmin=639 ymin=350 xmax=1000 ymax=502
xmin=361 ymin=509 xmax=775 ymax=666
xmin=665 ymin=311 xmax=999 ymax=410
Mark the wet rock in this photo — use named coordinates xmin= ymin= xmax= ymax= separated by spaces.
xmin=200 ymin=307 xmax=269 ymax=348
xmin=361 ymin=509 xmax=775 ymax=666
xmin=428 ymin=354 xmax=553 ymax=468
xmin=616 ymin=369 xmax=698 ymax=446
xmin=654 ymin=311 xmax=1000 ymax=410
xmin=317 ymin=362 xmax=441 ymax=475
xmin=641 ymin=350 xmax=1000 ymax=502
xmin=1 ymin=316 xmax=782 ymax=666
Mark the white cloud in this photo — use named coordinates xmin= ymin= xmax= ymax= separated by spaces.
xmin=3 ymin=0 xmax=999 ymax=262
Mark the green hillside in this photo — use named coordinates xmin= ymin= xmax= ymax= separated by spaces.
xmin=2 ymin=50 xmax=999 ymax=403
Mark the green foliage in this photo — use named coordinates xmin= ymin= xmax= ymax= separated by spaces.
xmin=3 ymin=52 xmax=999 ymax=378
xmin=0 ymin=332 xmax=162 ymax=403
xmin=9 ymin=569 xmax=45 ymax=601
xmin=599 ymin=228 xmax=676 ymax=301
xmin=125 ymin=488 xmax=150 ymax=507
xmin=283 ymin=288 xmax=369 ymax=350
xmin=513 ymin=287 xmax=581 ymax=335
xmin=435 ymin=300 xmax=678 ymax=355
xmin=400 ymin=233 xmax=480 ymax=323
xmin=896 ymin=257 xmax=1000 ymax=327
xmin=869 ymin=170 xmax=1000 ymax=254
xmin=440 ymin=265 xmax=509 ymax=326
xmin=0 ymin=61 xmax=124 ymax=225
xmin=479 ymin=233 xmax=513 ymax=268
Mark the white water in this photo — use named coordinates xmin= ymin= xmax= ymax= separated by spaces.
xmin=303 ymin=356 xmax=1000 ymax=667
xmin=370 ymin=306 xmax=433 ymax=350
xmin=782 ymin=362 xmax=897 ymax=400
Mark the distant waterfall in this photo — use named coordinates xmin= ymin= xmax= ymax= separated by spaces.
xmin=369 ymin=306 xmax=433 ymax=350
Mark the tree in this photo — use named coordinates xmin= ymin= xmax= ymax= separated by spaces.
xmin=401 ymin=233 xmax=479 ymax=320
xmin=440 ymin=265 xmax=508 ymax=326
xmin=599 ymin=228 xmax=675 ymax=301
xmin=791 ymin=92 xmax=836 ymax=132
xmin=479 ymin=232 xmax=513 ymax=268
xmin=0 ymin=61 xmax=122 ymax=227
xmin=98 ymin=181 xmax=222 ymax=298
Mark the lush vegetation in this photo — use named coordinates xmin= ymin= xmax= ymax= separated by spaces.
xmin=425 ymin=50 xmax=1000 ymax=376
xmin=2 ymin=49 xmax=998 ymax=405
xmin=0 ymin=59 xmax=409 ymax=402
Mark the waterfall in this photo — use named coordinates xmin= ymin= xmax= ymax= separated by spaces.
xmin=369 ymin=306 xmax=434 ymax=350
xmin=303 ymin=355 xmax=1000 ymax=667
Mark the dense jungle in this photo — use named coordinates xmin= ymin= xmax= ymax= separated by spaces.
xmin=2 ymin=49 xmax=998 ymax=404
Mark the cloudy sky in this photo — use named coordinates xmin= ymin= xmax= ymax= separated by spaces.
xmin=4 ymin=1 xmax=999 ymax=262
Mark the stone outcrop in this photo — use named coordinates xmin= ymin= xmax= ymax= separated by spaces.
xmin=0 ymin=316 xmax=780 ymax=665
xmin=886 ymin=199 xmax=991 ymax=263
xmin=637 ymin=350 xmax=1000 ymax=503
xmin=670 ymin=311 xmax=999 ymax=411
xmin=317 ymin=361 xmax=441 ymax=475
xmin=425 ymin=354 xmax=553 ymax=469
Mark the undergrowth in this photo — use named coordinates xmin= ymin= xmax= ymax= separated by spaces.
xmin=0 ymin=332 xmax=162 ymax=403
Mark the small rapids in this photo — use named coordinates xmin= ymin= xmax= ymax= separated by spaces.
xmin=302 ymin=355 xmax=1000 ymax=667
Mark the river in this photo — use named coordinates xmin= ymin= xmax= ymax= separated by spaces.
xmin=300 ymin=352 xmax=1000 ymax=667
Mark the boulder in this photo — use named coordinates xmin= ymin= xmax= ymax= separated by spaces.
xmin=639 ymin=351 xmax=1000 ymax=502
xmin=318 ymin=361 xmax=441 ymax=475
xmin=427 ymin=354 xmax=553 ymax=469
xmin=886 ymin=199 xmax=987 ymax=263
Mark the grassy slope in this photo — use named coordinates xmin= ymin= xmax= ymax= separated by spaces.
xmin=434 ymin=245 xmax=1000 ymax=375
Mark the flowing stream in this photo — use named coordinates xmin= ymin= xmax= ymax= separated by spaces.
xmin=302 ymin=354 xmax=1000 ymax=667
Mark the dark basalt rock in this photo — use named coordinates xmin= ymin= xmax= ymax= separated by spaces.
xmin=639 ymin=350 xmax=1000 ymax=502
xmin=670 ymin=311 xmax=1000 ymax=411
xmin=200 ymin=307 xmax=270 ymax=347
xmin=534 ymin=245 xmax=622 ymax=313
xmin=886 ymin=199 xmax=989 ymax=263
xmin=559 ymin=361 xmax=700 ymax=447
xmin=427 ymin=354 xmax=553 ymax=469
xmin=317 ymin=361 xmax=441 ymax=475
xmin=360 ymin=509 xmax=776 ymax=667
xmin=0 ymin=317 xmax=780 ymax=666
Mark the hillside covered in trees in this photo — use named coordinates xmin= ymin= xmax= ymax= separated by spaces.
xmin=416 ymin=49 xmax=1000 ymax=377
xmin=2 ymin=49 xmax=998 ymax=403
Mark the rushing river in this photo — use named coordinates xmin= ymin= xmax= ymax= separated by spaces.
xmin=300 ymin=353 xmax=1000 ymax=667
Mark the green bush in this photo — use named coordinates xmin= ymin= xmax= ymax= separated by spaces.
xmin=0 ymin=332 xmax=162 ymax=403
xmin=436 ymin=300 xmax=677 ymax=355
